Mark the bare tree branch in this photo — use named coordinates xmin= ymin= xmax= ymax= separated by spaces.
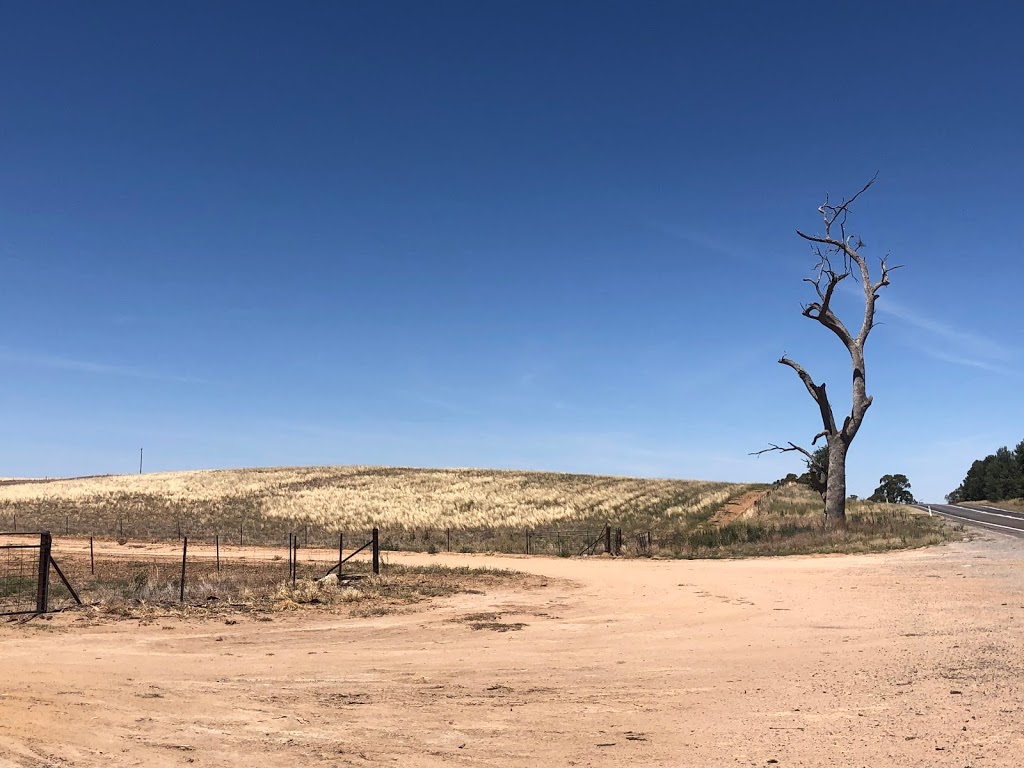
xmin=778 ymin=356 xmax=837 ymax=437
xmin=749 ymin=442 xmax=815 ymax=461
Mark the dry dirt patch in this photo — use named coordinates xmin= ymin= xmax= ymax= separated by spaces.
xmin=4 ymin=537 xmax=1024 ymax=766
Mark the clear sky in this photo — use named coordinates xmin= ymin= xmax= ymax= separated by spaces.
xmin=1 ymin=2 xmax=1021 ymax=501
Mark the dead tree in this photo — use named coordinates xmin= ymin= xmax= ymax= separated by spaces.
xmin=755 ymin=176 xmax=900 ymax=524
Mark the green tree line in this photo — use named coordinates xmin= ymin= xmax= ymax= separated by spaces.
xmin=947 ymin=441 xmax=1024 ymax=503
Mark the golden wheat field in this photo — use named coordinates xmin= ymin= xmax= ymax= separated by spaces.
xmin=0 ymin=467 xmax=953 ymax=556
xmin=0 ymin=466 xmax=748 ymax=540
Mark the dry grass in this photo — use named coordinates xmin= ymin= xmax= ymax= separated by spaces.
xmin=41 ymin=550 xmax=538 ymax=620
xmin=663 ymin=483 xmax=961 ymax=558
xmin=0 ymin=468 xmax=960 ymax=561
xmin=0 ymin=466 xmax=755 ymax=550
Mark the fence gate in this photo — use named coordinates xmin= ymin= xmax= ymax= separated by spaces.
xmin=0 ymin=532 xmax=51 ymax=616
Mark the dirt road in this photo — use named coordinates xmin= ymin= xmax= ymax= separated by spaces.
xmin=3 ymin=534 xmax=1024 ymax=766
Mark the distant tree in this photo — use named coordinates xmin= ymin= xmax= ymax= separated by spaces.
xmin=955 ymin=443 xmax=1024 ymax=502
xmin=797 ymin=445 xmax=829 ymax=501
xmin=868 ymin=474 xmax=915 ymax=504
xmin=753 ymin=177 xmax=900 ymax=525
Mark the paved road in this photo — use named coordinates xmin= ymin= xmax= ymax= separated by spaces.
xmin=914 ymin=502 xmax=1024 ymax=537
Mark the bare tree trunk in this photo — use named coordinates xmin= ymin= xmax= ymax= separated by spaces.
xmin=752 ymin=177 xmax=900 ymax=525
xmin=824 ymin=437 xmax=848 ymax=525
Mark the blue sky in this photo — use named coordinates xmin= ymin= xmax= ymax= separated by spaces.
xmin=1 ymin=2 xmax=1021 ymax=501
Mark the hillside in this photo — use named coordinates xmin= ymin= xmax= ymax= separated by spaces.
xmin=0 ymin=466 xmax=755 ymax=548
xmin=0 ymin=466 xmax=953 ymax=557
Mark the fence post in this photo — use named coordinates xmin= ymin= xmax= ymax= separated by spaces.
xmin=615 ymin=528 xmax=622 ymax=556
xmin=604 ymin=524 xmax=611 ymax=555
xmin=446 ymin=527 xmax=451 ymax=553
xmin=239 ymin=523 xmax=243 ymax=547
xmin=36 ymin=531 xmax=52 ymax=613
xmin=338 ymin=532 xmax=343 ymax=577
xmin=293 ymin=540 xmax=299 ymax=587
xmin=526 ymin=530 xmax=531 ymax=555
xmin=372 ymin=528 xmax=380 ymax=575
xmin=90 ymin=536 xmax=95 ymax=575
xmin=179 ymin=536 xmax=188 ymax=603
xmin=65 ymin=515 xmax=69 ymax=535
xmin=216 ymin=535 xmax=220 ymax=573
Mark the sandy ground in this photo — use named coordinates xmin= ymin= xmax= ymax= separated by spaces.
xmin=3 ymin=532 xmax=1024 ymax=767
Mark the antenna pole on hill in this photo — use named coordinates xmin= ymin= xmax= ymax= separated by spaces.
xmin=139 ymin=448 xmax=143 ymax=474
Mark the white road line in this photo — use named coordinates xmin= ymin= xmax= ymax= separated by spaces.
xmin=952 ymin=505 xmax=1024 ymax=522
xmin=932 ymin=509 xmax=1024 ymax=535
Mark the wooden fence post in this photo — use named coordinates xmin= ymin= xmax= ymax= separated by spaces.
xmin=36 ymin=531 xmax=52 ymax=613
xmin=179 ymin=537 xmax=188 ymax=603
xmin=604 ymin=524 xmax=611 ymax=555
xmin=372 ymin=528 xmax=380 ymax=575
xmin=446 ymin=527 xmax=451 ymax=553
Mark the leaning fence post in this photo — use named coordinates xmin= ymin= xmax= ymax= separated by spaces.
xmin=179 ymin=536 xmax=188 ymax=603
xmin=372 ymin=528 xmax=380 ymax=575
xmin=36 ymin=531 xmax=52 ymax=613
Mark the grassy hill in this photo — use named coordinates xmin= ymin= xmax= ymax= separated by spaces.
xmin=0 ymin=466 xmax=953 ymax=556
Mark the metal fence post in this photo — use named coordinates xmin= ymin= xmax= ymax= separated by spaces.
xmin=293 ymin=539 xmax=299 ymax=587
xmin=604 ymin=524 xmax=611 ymax=555
xmin=338 ymin=532 xmax=343 ymax=578
xmin=36 ymin=532 xmax=52 ymax=613
xmin=90 ymin=536 xmax=95 ymax=575
xmin=179 ymin=536 xmax=188 ymax=603
xmin=372 ymin=528 xmax=380 ymax=575
xmin=216 ymin=534 xmax=220 ymax=573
